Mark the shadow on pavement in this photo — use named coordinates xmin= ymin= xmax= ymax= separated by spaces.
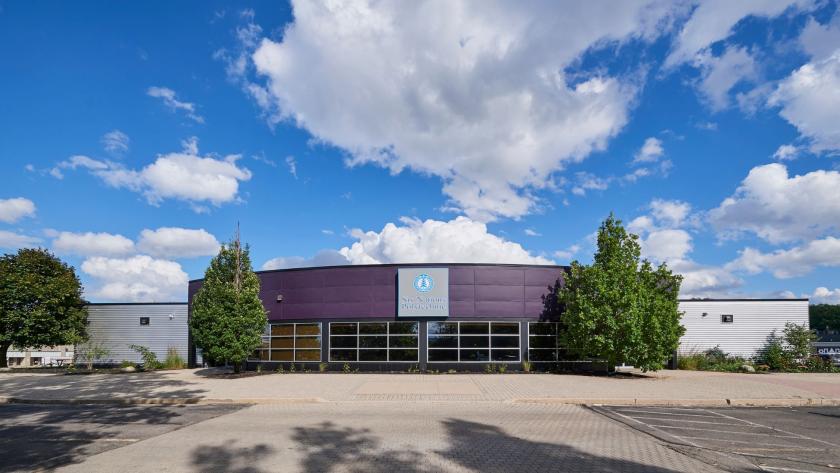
xmin=211 ymin=418 xmax=705 ymax=472
xmin=0 ymin=404 xmax=196 ymax=473
xmin=0 ymin=371 xmax=206 ymax=401
xmin=191 ymin=442 xmax=275 ymax=473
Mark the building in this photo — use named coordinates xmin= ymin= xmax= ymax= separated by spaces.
xmin=185 ymin=263 xmax=810 ymax=370
xmin=678 ymin=299 xmax=810 ymax=358
xmin=6 ymin=346 xmax=73 ymax=367
xmin=84 ymin=303 xmax=189 ymax=366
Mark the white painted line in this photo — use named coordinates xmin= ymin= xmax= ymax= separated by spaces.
xmin=703 ymin=409 xmax=840 ymax=449
xmin=613 ymin=409 xmax=721 ymax=418
xmin=759 ymin=466 xmax=825 ymax=473
xmin=680 ymin=436 xmax=819 ymax=450
xmin=56 ymin=438 xmax=139 ymax=443
xmin=597 ymin=408 xmax=703 ymax=448
xmin=647 ymin=424 xmax=801 ymax=438
xmin=629 ymin=415 xmax=743 ymax=426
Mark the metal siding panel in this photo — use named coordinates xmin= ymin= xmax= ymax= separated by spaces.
xmin=677 ymin=300 xmax=809 ymax=358
xmin=85 ymin=304 xmax=188 ymax=365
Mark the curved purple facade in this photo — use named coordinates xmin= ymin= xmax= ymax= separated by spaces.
xmin=188 ymin=263 xmax=565 ymax=321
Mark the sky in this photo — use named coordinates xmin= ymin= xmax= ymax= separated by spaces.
xmin=1 ymin=0 xmax=840 ymax=304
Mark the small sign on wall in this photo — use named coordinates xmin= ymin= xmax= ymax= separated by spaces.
xmin=397 ymin=268 xmax=449 ymax=317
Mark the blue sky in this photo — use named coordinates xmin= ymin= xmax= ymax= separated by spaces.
xmin=1 ymin=1 xmax=839 ymax=303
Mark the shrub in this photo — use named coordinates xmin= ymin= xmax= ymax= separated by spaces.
xmin=129 ymin=344 xmax=162 ymax=370
xmin=119 ymin=360 xmax=134 ymax=368
xmin=319 ymin=362 xmax=328 ymax=373
xmin=484 ymin=363 xmax=498 ymax=374
xmin=677 ymin=347 xmax=749 ymax=372
xmin=342 ymin=362 xmax=352 ymax=374
xmin=760 ymin=339 xmax=793 ymax=371
xmin=497 ymin=364 xmax=507 ymax=374
xmin=163 ymin=347 xmax=186 ymax=370
xmin=521 ymin=361 xmax=532 ymax=373
xmin=783 ymin=323 xmax=816 ymax=362
xmin=275 ymin=364 xmax=285 ymax=374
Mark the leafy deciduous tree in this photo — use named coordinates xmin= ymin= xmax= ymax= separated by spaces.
xmin=558 ymin=214 xmax=684 ymax=372
xmin=0 ymin=248 xmax=88 ymax=368
xmin=190 ymin=231 xmax=266 ymax=373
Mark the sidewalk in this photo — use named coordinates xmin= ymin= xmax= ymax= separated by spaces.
xmin=2 ymin=369 xmax=840 ymax=406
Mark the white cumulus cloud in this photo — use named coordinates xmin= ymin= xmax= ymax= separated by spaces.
xmin=727 ymin=236 xmax=840 ymax=279
xmin=633 ymin=137 xmax=664 ymax=163
xmin=709 ymin=163 xmax=840 ymax=243
xmin=0 ymin=230 xmax=41 ymax=249
xmin=768 ymin=51 xmax=840 ymax=153
xmin=51 ymin=231 xmax=135 ymax=257
xmin=53 ymin=138 xmax=251 ymax=211
xmin=810 ymin=287 xmax=840 ymax=304
xmin=137 ymin=227 xmax=221 ymax=258
xmin=81 ymin=255 xmax=188 ymax=302
xmin=263 ymin=216 xmax=553 ymax=269
xmin=246 ymin=1 xmax=686 ymax=221
xmin=0 ymin=197 xmax=36 ymax=223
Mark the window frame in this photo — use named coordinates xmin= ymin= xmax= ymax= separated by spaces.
xmin=426 ymin=321 xmax=521 ymax=363
xmin=249 ymin=322 xmax=323 ymax=362
xmin=527 ymin=322 xmax=560 ymax=362
xmin=721 ymin=314 xmax=734 ymax=324
xmin=328 ymin=321 xmax=420 ymax=363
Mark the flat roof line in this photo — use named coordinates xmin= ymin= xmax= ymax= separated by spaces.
xmin=678 ymin=298 xmax=809 ymax=302
xmin=85 ymin=302 xmax=188 ymax=306
xmin=189 ymin=262 xmax=568 ymax=283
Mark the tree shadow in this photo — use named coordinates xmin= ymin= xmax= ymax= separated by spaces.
xmin=191 ymin=442 xmax=275 ymax=473
xmin=278 ymin=417 xmax=720 ymax=473
xmin=0 ymin=370 xmax=206 ymax=401
xmin=0 ymin=403 xmax=232 ymax=473
xmin=290 ymin=421 xmax=428 ymax=473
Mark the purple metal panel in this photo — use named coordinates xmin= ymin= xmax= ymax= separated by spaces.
xmin=475 ymin=267 xmax=524 ymax=285
xmin=190 ymin=264 xmax=565 ymax=322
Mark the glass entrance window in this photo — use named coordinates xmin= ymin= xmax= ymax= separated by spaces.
xmin=527 ymin=322 xmax=563 ymax=362
xmin=250 ymin=323 xmax=322 ymax=362
xmin=427 ymin=321 xmax=520 ymax=363
xmin=328 ymin=322 xmax=419 ymax=362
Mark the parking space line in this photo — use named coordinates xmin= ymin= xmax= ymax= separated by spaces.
xmin=598 ymin=407 xmax=703 ymax=448
xmin=702 ymin=409 xmax=840 ymax=449
xmin=647 ymin=424 xmax=801 ymax=438
xmin=612 ymin=409 xmax=722 ymax=418
xmin=629 ymin=415 xmax=744 ymax=426
xmin=760 ymin=467 xmax=828 ymax=473
xmin=679 ymin=436 xmax=820 ymax=450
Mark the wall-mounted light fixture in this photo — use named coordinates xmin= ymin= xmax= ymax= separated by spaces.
xmin=276 ymin=294 xmax=284 ymax=302
xmin=701 ymin=312 xmax=708 ymax=317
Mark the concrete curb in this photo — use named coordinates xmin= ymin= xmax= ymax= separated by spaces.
xmin=0 ymin=396 xmax=325 ymax=406
xmin=512 ymin=398 xmax=840 ymax=407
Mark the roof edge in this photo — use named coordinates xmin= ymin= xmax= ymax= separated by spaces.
xmin=85 ymin=302 xmax=188 ymax=306
xmin=189 ymin=262 xmax=568 ymax=283
xmin=679 ymin=298 xmax=809 ymax=302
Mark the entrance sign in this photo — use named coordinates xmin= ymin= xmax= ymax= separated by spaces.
xmin=398 ymin=268 xmax=449 ymax=317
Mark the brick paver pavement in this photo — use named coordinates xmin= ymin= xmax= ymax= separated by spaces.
xmin=57 ymin=402 xmax=726 ymax=473
xmin=2 ymin=369 xmax=839 ymax=404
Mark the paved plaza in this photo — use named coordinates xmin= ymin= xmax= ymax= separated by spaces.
xmin=2 ymin=369 xmax=840 ymax=405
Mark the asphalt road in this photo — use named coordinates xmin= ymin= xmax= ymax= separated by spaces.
xmin=0 ymin=403 xmax=243 ymax=473
xmin=591 ymin=405 xmax=840 ymax=473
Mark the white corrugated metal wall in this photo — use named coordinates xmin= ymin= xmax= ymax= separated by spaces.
xmin=83 ymin=303 xmax=188 ymax=365
xmin=678 ymin=300 xmax=809 ymax=358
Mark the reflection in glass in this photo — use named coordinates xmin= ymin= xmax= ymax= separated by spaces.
xmin=428 ymin=349 xmax=458 ymax=362
xmin=460 ymin=336 xmax=489 ymax=348
xmin=491 ymin=322 xmax=519 ymax=334
xmin=460 ymin=322 xmax=489 ymax=335
xmin=491 ymin=350 xmax=519 ymax=362
xmin=296 ymin=324 xmax=320 ymax=336
xmin=428 ymin=335 xmax=458 ymax=349
xmin=271 ymin=350 xmax=293 ymax=361
xmin=331 ymin=323 xmax=357 ymax=335
xmin=271 ymin=338 xmax=294 ymax=349
xmin=295 ymin=350 xmax=321 ymax=361
xmin=271 ymin=325 xmax=294 ymax=336
xmin=389 ymin=349 xmax=418 ymax=362
xmin=529 ymin=323 xmax=557 ymax=335
xmin=330 ymin=336 xmax=358 ymax=349
xmin=459 ymin=349 xmax=490 ymax=362
xmin=428 ymin=322 xmax=458 ymax=335
xmin=359 ymin=323 xmax=387 ymax=334
xmin=491 ymin=336 xmax=519 ymax=349
xmin=329 ymin=349 xmax=356 ymax=361
xmin=296 ymin=337 xmax=321 ymax=349
xmin=389 ymin=322 xmax=419 ymax=334
xmin=359 ymin=336 xmax=387 ymax=348
xmin=359 ymin=349 xmax=388 ymax=361
xmin=388 ymin=336 xmax=418 ymax=348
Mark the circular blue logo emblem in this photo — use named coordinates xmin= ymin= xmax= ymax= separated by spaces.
xmin=413 ymin=273 xmax=434 ymax=292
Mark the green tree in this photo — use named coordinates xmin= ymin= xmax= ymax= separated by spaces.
xmin=782 ymin=322 xmax=816 ymax=362
xmin=0 ymin=249 xmax=88 ymax=368
xmin=190 ymin=231 xmax=266 ymax=373
xmin=810 ymin=304 xmax=840 ymax=332
xmin=558 ymin=214 xmax=685 ymax=372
